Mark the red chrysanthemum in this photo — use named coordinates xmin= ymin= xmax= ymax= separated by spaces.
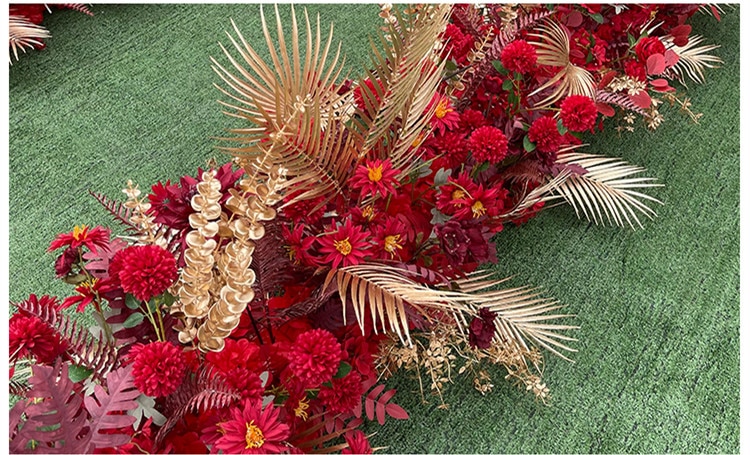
xmin=435 ymin=171 xmax=479 ymax=216
xmin=215 ymin=399 xmax=290 ymax=454
xmin=9 ymin=313 xmax=65 ymax=364
xmin=635 ymin=36 xmax=666 ymax=64
xmin=111 ymin=245 xmax=177 ymax=302
xmin=468 ymin=126 xmax=508 ymax=164
xmin=372 ymin=217 xmax=408 ymax=261
xmin=288 ymin=328 xmax=344 ymax=388
xmin=452 ymin=183 xmax=503 ymax=221
xmin=559 ymin=95 xmax=598 ymax=132
xmin=342 ymin=430 xmax=373 ymax=455
xmin=282 ymin=224 xmax=318 ymax=267
xmin=48 ymin=225 xmax=110 ymax=254
xmin=500 ymin=39 xmax=537 ymax=74
xmin=349 ymin=158 xmax=400 ymax=199
xmin=61 ymin=277 xmax=113 ymax=313
xmin=128 ymin=341 xmax=186 ymax=397
xmin=429 ymin=94 xmax=461 ymax=135
xmin=527 ymin=115 xmax=562 ymax=154
xmin=443 ymin=23 xmax=474 ymax=65
xmin=424 ymin=132 xmax=469 ymax=170
xmin=317 ymin=219 xmax=371 ymax=270
xmin=458 ymin=109 xmax=487 ymax=132
xmin=318 ymin=371 xmax=364 ymax=415
xmin=624 ymin=59 xmax=647 ymax=82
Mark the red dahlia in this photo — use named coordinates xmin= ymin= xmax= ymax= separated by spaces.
xmin=435 ymin=171 xmax=479 ymax=216
xmin=111 ymin=245 xmax=177 ymax=302
xmin=500 ymin=40 xmax=537 ymax=74
xmin=349 ymin=158 xmax=400 ymax=199
xmin=318 ymin=371 xmax=364 ymax=414
xmin=288 ymin=328 xmax=344 ymax=388
xmin=560 ymin=95 xmax=598 ymax=132
xmin=318 ymin=218 xmax=371 ymax=269
xmin=215 ymin=399 xmax=290 ymax=454
xmin=528 ymin=116 xmax=562 ymax=154
xmin=48 ymin=224 xmax=110 ymax=254
xmin=128 ymin=341 xmax=186 ymax=397
xmin=282 ymin=224 xmax=318 ymax=267
xmin=468 ymin=126 xmax=508 ymax=164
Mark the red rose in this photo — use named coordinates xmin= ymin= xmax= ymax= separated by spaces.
xmin=634 ymin=37 xmax=666 ymax=63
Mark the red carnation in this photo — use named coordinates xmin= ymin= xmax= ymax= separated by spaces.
xmin=128 ymin=341 xmax=186 ymax=397
xmin=635 ymin=36 xmax=666 ymax=63
xmin=9 ymin=313 xmax=65 ymax=364
xmin=342 ymin=430 xmax=373 ymax=454
xmin=560 ymin=95 xmax=598 ymax=132
xmin=215 ymin=399 xmax=290 ymax=454
xmin=111 ymin=245 xmax=177 ymax=302
xmin=288 ymin=328 xmax=344 ymax=388
xmin=528 ymin=116 xmax=562 ymax=154
xmin=468 ymin=126 xmax=508 ymax=164
xmin=500 ymin=40 xmax=537 ymax=74
xmin=318 ymin=371 xmax=363 ymax=415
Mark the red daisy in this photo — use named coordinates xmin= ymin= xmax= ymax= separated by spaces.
xmin=500 ymin=39 xmax=538 ymax=74
xmin=128 ymin=341 xmax=186 ymax=397
xmin=435 ymin=171 xmax=479 ymax=216
xmin=452 ymin=184 xmax=503 ymax=221
xmin=429 ymin=94 xmax=461 ymax=135
xmin=468 ymin=126 xmax=509 ymax=164
xmin=372 ymin=217 xmax=408 ymax=261
xmin=349 ymin=158 xmax=400 ymax=199
xmin=111 ymin=245 xmax=177 ymax=302
xmin=282 ymin=224 xmax=318 ymax=267
xmin=527 ymin=115 xmax=563 ymax=154
xmin=560 ymin=95 xmax=598 ymax=132
xmin=318 ymin=219 xmax=371 ymax=270
xmin=288 ymin=328 xmax=344 ymax=388
xmin=60 ymin=277 xmax=112 ymax=313
xmin=48 ymin=225 xmax=110 ymax=254
xmin=318 ymin=371 xmax=363 ymax=415
xmin=215 ymin=399 xmax=290 ymax=454
xmin=342 ymin=430 xmax=373 ymax=455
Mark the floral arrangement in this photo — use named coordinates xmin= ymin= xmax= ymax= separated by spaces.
xmin=8 ymin=3 xmax=92 ymax=64
xmin=9 ymin=4 xmax=723 ymax=454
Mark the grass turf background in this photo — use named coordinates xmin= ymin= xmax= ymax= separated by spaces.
xmin=8 ymin=5 xmax=739 ymax=453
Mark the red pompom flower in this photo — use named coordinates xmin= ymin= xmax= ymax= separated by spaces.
xmin=468 ymin=126 xmax=509 ymax=164
xmin=528 ymin=116 xmax=563 ymax=154
xmin=215 ymin=399 xmax=290 ymax=454
xmin=318 ymin=371 xmax=363 ymax=414
xmin=128 ymin=341 xmax=186 ymax=397
xmin=110 ymin=245 xmax=178 ymax=302
xmin=288 ymin=328 xmax=344 ymax=388
xmin=560 ymin=95 xmax=598 ymax=132
xmin=9 ymin=313 xmax=65 ymax=364
xmin=500 ymin=40 xmax=538 ymax=74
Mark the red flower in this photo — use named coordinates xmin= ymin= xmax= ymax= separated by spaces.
xmin=318 ymin=219 xmax=371 ymax=270
xmin=349 ymin=158 xmax=400 ymax=199
xmin=288 ymin=328 xmax=344 ymax=388
xmin=500 ymin=40 xmax=537 ymax=74
xmin=560 ymin=95 xmax=598 ymax=132
xmin=429 ymin=94 xmax=461 ymax=135
xmin=353 ymin=78 xmax=386 ymax=111
xmin=48 ymin=225 xmax=110 ymax=254
xmin=635 ymin=36 xmax=666 ymax=63
xmin=128 ymin=341 xmax=186 ymax=397
xmin=54 ymin=246 xmax=80 ymax=278
xmin=468 ymin=126 xmax=508 ymax=164
xmin=343 ymin=430 xmax=373 ymax=455
xmin=443 ymin=23 xmax=474 ymax=64
xmin=282 ymin=224 xmax=318 ymax=267
xmin=111 ymin=245 xmax=177 ymax=302
xmin=424 ymin=132 xmax=469 ymax=170
xmin=435 ymin=171 xmax=479 ymax=216
xmin=163 ymin=430 xmax=208 ymax=455
xmin=318 ymin=371 xmax=363 ymax=415
xmin=61 ymin=277 xmax=111 ymax=313
xmin=372 ymin=217 xmax=408 ymax=261
xmin=215 ymin=399 xmax=290 ymax=454
xmin=528 ymin=115 xmax=562 ymax=154
xmin=206 ymin=339 xmax=265 ymax=400
xmin=624 ymin=59 xmax=648 ymax=82
xmin=9 ymin=312 xmax=65 ymax=364
xmin=468 ymin=307 xmax=497 ymax=349
xmin=452 ymin=184 xmax=503 ymax=221
xmin=458 ymin=109 xmax=487 ymax=132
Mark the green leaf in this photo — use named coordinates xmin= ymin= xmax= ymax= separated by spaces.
xmin=508 ymin=91 xmax=519 ymax=107
xmin=333 ymin=361 xmax=353 ymax=379
xmin=557 ymin=119 xmax=568 ymax=135
xmin=125 ymin=294 xmax=141 ymax=310
xmin=627 ymin=33 xmax=636 ymax=48
xmin=444 ymin=60 xmax=457 ymax=72
xmin=501 ymin=79 xmax=513 ymax=91
xmin=523 ymin=135 xmax=536 ymax=152
xmin=590 ymin=13 xmax=604 ymax=24
xmin=491 ymin=60 xmax=507 ymax=75
xmin=122 ymin=312 xmax=145 ymax=329
xmin=68 ymin=364 xmax=93 ymax=383
xmin=585 ymin=52 xmax=594 ymax=64
xmin=514 ymin=72 xmax=523 ymax=81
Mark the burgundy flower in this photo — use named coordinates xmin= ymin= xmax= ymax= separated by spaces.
xmin=469 ymin=307 xmax=497 ymax=349
xmin=54 ymin=246 xmax=79 ymax=278
xmin=349 ymin=158 xmax=400 ymax=199
xmin=436 ymin=220 xmax=470 ymax=266
xmin=318 ymin=218 xmax=371 ymax=270
xmin=624 ymin=59 xmax=648 ymax=82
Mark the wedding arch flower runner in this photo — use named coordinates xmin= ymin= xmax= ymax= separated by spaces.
xmin=9 ymin=4 xmax=723 ymax=453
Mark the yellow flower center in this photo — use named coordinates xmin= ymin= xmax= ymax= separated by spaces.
xmin=368 ymin=165 xmax=384 ymax=183
xmin=294 ymin=398 xmax=310 ymax=421
xmin=79 ymin=278 xmax=98 ymax=294
xmin=411 ymin=131 xmax=427 ymax=148
xmin=362 ymin=205 xmax=376 ymax=221
xmin=245 ymin=421 xmax=265 ymax=449
xmin=451 ymin=189 xmax=466 ymax=201
xmin=471 ymin=200 xmax=487 ymax=218
xmin=334 ymin=238 xmax=352 ymax=256
xmin=72 ymin=224 xmax=87 ymax=240
xmin=435 ymin=98 xmax=452 ymax=119
xmin=384 ymin=235 xmax=403 ymax=257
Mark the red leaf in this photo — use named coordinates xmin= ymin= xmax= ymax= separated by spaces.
xmin=598 ymin=70 xmax=618 ymax=89
xmin=367 ymin=384 xmax=385 ymax=400
xmin=378 ymin=388 xmax=397 ymax=405
xmin=664 ymin=49 xmax=680 ymax=68
xmin=365 ymin=396 xmax=375 ymax=421
xmin=646 ymin=53 xmax=666 ymax=75
xmin=84 ymin=364 xmax=139 ymax=450
xmin=566 ymin=11 xmax=583 ymax=27
xmin=711 ymin=5 xmax=721 ymax=22
xmin=353 ymin=397 xmax=363 ymax=419
xmin=376 ymin=401 xmax=386 ymax=425
xmin=649 ymin=78 xmax=674 ymax=92
xmin=629 ymin=90 xmax=652 ymax=109
xmin=596 ymin=102 xmax=615 ymax=117
xmin=385 ymin=403 xmax=409 ymax=420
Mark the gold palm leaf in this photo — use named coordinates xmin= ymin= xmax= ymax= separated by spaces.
xmin=550 ymin=152 xmax=663 ymax=229
xmin=325 ymin=264 xmax=577 ymax=359
xmin=528 ymin=20 xmax=596 ymax=107
xmin=347 ymin=4 xmax=451 ymax=177
xmin=9 ymin=15 xmax=50 ymax=64
xmin=211 ymin=6 xmax=356 ymax=208
xmin=663 ymin=35 xmax=723 ymax=85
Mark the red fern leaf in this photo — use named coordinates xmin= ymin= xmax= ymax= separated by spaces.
xmin=83 ymin=237 xmax=128 ymax=279
xmin=55 ymin=4 xmax=94 ymax=16
xmin=84 ymin=364 xmax=140 ymax=451
xmin=88 ymin=190 xmax=138 ymax=232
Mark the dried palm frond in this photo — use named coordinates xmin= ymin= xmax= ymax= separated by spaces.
xmin=549 ymin=152 xmax=663 ymax=229
xmin=212 ymin=6 xmax=356 ymax=209
xmin=528 ymin=20 xmax=596 ymax=107
xmin=348 ymin=4 xmax=451 ymax=177
xmin=325 ymin=263 xmax=577 ymax=359
xmin=9 ymin=15 xmax=50 ymax=64
xmin=663 ymin=35 xmax=723 ymax=85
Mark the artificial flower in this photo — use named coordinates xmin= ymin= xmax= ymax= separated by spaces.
xmin=60 ymin=277 xmax=110 ymax=313
xmin=468 ymin=125 xmax=508 ymax=164
xmin=560 ymin=95 xmax=598 ymax=132
xmin=54 ymin=246 xmax=80 ymax=278
xmin=215 ymin=399 xmax=290 ymax=454
xmin=500 ymin=39 xmax=537 ymax=74
xmin=343 ymin=430 xmax=374 ymax=455
xmin=282 ymin=224 xmax=318 ymax=267
xmin=468 ymin=307 xmax=497 ymax=349
xmin=110 ymin=245 xmax=177 ymax=302
xmin=48 ymin=224 xmax=110 ymax=254
xmin=349 ymin=158 xmax=400 ymax=199
xmin=9 ymin=313 xmax=65 ymax=364
xmin=128 ymin=341 xmax=186 ymax=397
xmin=528 ymin=115 xmax=563 ymax=155
xmin=635 ymin=36 xmax=666 ymax=63
xmin=435 ymin=171 xmax=479 ymax=216
xmin=429 ymin=94 xmax=461 ymax=135
xmin=318 ymin=371 xmax=363 ymax=415
xmin=288 ymin=328 xmax=345 ymax=388
xmin=372 ymin=216 xmax=408 ymax=260
xmin=318 ymin=218 xmax=371 ymax=269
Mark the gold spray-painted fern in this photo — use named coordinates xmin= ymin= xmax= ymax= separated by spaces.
xmin=9 ymin=15 xmax=50 ymax=64
xmin=663 ymin=34 xmax=723 ymax=85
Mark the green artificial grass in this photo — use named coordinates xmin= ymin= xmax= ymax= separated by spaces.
xmin=9 ymin=5 xmax=739 ymax=454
